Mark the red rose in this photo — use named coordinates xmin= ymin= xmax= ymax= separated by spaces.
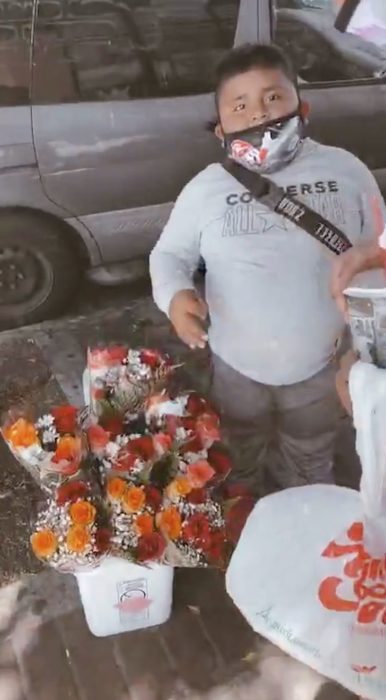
xmin=186 ymin=488 xmax=207 ymax=505
xmin=129 ymin=435 xmax=155 ymax=460
xmin=114 ymin=450 xmax=137 ymax=472
xmin=181 ymin=416 xmax=197 ymax=432
xmin=153 ymin=432 xmax=173 ymax=457
xmin=145 ymin=485 xmax=162 ymax=511
xmin=186 ymin=392 xmax=209 ymax=417
xmin=183 ymin=513 xmax=211 ymax=546
xmin=180 ymin=433 xmax=203 ymax=455
xmin=95 ymin=528 xmax=111 ymax=554
xmin=225 ymin=497 xmax=255 ymax=546
xmin=100 ymin=416 xmax=124 ymax=438
xmin=87 ymin=424 xmax=110 ymax=454
xmin=195 ymin=412 xmax=220 ymax=448
xmin=207 ymin=444 xmax=232 ymax=481
xmin=139 ymin=348 xmax=164 ymax=369
xmin=91 ymin=387 xmax=105 ymax=401
xmin=137 ymin=533 xmax=166 ymax=562
xmin=89 ymin=346 xmax=127 ymax=369
xmin=51 ymin=405 xmax=78 ymax=434
xmin=203 ymin=528 xmax=226 ymax=565
xmin=164 ymin=414 xmax=181 ymax=437
xmin=56 ymin=480 xmax=89 ymax=506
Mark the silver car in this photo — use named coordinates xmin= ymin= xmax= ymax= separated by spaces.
xmin=0 ymin=0 xmax=385 ymax=328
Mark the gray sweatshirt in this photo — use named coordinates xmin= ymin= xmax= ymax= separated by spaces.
xmin=150 ymin=139 xmax=385 ymax=386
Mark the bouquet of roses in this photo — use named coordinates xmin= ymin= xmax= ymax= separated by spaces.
xmin=30 ymin=474 xmax=111 ymax=572
xmin=86 ymin=414 xmax=172 ymax=563
xmin=86 ymin=345 xmax=180 ymax=419
xmin=2 ymin=404 xmax=112 ymax=572
xmin=145 ymin=390 xmax=256 ymax=567
xmin=2 ymin=405 xmax=85 ymax=489
xmin=104 ymin=474 xmax=166 ymax=564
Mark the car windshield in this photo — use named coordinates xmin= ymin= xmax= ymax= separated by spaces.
xmin=274 ymin=0 xmax=386 ymax=83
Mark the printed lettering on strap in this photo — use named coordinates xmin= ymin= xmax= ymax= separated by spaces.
xmin=223 ymin=160 xmax=352 ymax=256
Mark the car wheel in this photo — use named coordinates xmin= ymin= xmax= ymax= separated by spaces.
xmin=0 ymin=209 xmax=85 ymax=330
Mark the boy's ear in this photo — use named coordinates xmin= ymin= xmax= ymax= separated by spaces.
xmin=300 ymin=100 xmax=310 ymax=121
xmin=215 ymin=123 xmax=224 ymax=141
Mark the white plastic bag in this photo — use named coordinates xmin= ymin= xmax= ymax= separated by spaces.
xmin=226 ymin=361 xmax=386 ymax=699
xmin=76 ymin=556 xmax=174 ymax=637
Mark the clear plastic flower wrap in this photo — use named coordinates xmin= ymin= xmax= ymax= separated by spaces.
xmin=86 ymin=345 xmax=181 ymax=418
xmin=2 ymin=405 xmax=86 ymax=492
xmin=30 ymin=464 xmax=112 ymax=573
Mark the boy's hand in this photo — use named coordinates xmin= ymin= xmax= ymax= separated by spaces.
xmin=335 ymin=350 xmax=358 ymax=416
xmin=169 ymin=290 xmax=208 ymax=349
xmin=331 ymin=242 xmax=382 ymax=316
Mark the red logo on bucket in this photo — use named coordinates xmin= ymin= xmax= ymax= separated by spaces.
xmin=114 ymin=597 xmax=153 ymax=613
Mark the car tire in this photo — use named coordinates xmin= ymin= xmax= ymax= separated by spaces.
xmin=0 ymin=208 xmax=85 ymax=330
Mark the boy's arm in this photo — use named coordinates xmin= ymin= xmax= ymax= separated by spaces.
xmin=149 ymin=178 xmax=203 ymax=316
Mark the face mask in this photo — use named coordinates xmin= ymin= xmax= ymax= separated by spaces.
xmin=223 ymin=110 xmax=305 ymax=174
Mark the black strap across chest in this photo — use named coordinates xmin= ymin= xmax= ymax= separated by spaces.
xmin=223 ymin=159 xmax=352 ymax=256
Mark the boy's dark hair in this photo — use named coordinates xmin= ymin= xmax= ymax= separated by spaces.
xmin=215 ymin=43 xmax=298 ymax=106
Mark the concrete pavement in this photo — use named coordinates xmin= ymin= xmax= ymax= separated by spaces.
xmin=0 ymin=295 xmax=358 ymax=699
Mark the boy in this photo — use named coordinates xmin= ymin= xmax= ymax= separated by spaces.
xmin=150 ymin=43 xmax=385 ymax=495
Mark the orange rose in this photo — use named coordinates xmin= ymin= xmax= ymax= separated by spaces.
xmin=3 ymin=418 xmax=39 ymax=449
xmin=52 ymin=435 xmax=82 ymax=475
xmin=166 ymin=476 xmax=192 ymax=500
xmin=122 ymin=486 xmax=145 ymax=514
xmin=69 ymin=500 xmax=96 ymax=526
xmin=66 ymin=525 xmax=91 ymax=553
xmin=136 ymin=513 xmax=154 ymax=536
xmin=30 ymin=529 xmax=57 ymax=559
xmin=156 ymin=507 xmax=182 ymax=540
xmin=107 ymin=477 xmax=127 ymax=501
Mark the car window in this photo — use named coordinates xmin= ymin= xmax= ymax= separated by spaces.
xmin=273 ymin=0 xmax=385 ymax=83
xmin=0 ymin=1 xmax=32 ymax=106
xmin=342 ymin=0 xmax=386 ymax=50
xmin=33 ymin=0 xmax=241 ymax=104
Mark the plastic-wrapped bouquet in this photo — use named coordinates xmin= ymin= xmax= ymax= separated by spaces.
xmin=30 ymin=474 xmax=111 ymax=572
xmin=2 ymin=404 xmax=111 ymax=572
xmin=2 ymin=405 xmax=85 ymax=488
xmin=2 ymin=347 xmax=255 ymax=575
xmin=86 ymin=345 xmax=180 ymax=418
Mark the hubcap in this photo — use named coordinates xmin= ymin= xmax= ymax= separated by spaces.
xmin=0 ymin=247 xmax=48 ymax=306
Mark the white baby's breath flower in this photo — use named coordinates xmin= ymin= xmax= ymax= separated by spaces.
xmin=105 ymin=441 xmax=120 ymax=459
xmin=36 ymin=414 xmax=55 ymax=429
xmin=116 ymin=435 xmax=129 ymax=447
xmin=175 ymin=427 xmax=189 ymax=442
xmin=42 ymin=428 xmax=59 ymax=444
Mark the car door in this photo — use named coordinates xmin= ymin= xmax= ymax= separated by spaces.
xmin=0 ymin=2 xmax=37 ymax=207
xmin=261 ymin=0 xmax=386 ymax=198
xmin=31 ymin=0 xmax=257 ymax=264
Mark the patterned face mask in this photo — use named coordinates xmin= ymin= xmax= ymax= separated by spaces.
xmin=223 ymin=111 xmax=305 ymax=174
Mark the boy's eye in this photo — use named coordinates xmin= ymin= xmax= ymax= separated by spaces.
xmin=267 ymin=93 xmax=281 ymax=103
xmin=233 ymin=103 xmax=246 ymax=112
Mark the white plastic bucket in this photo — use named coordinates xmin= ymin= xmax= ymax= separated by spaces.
xmin=344 ymin=269 xmax=386 ymax=367
xmin=76 ymin=557 xmax=174 ymax=637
